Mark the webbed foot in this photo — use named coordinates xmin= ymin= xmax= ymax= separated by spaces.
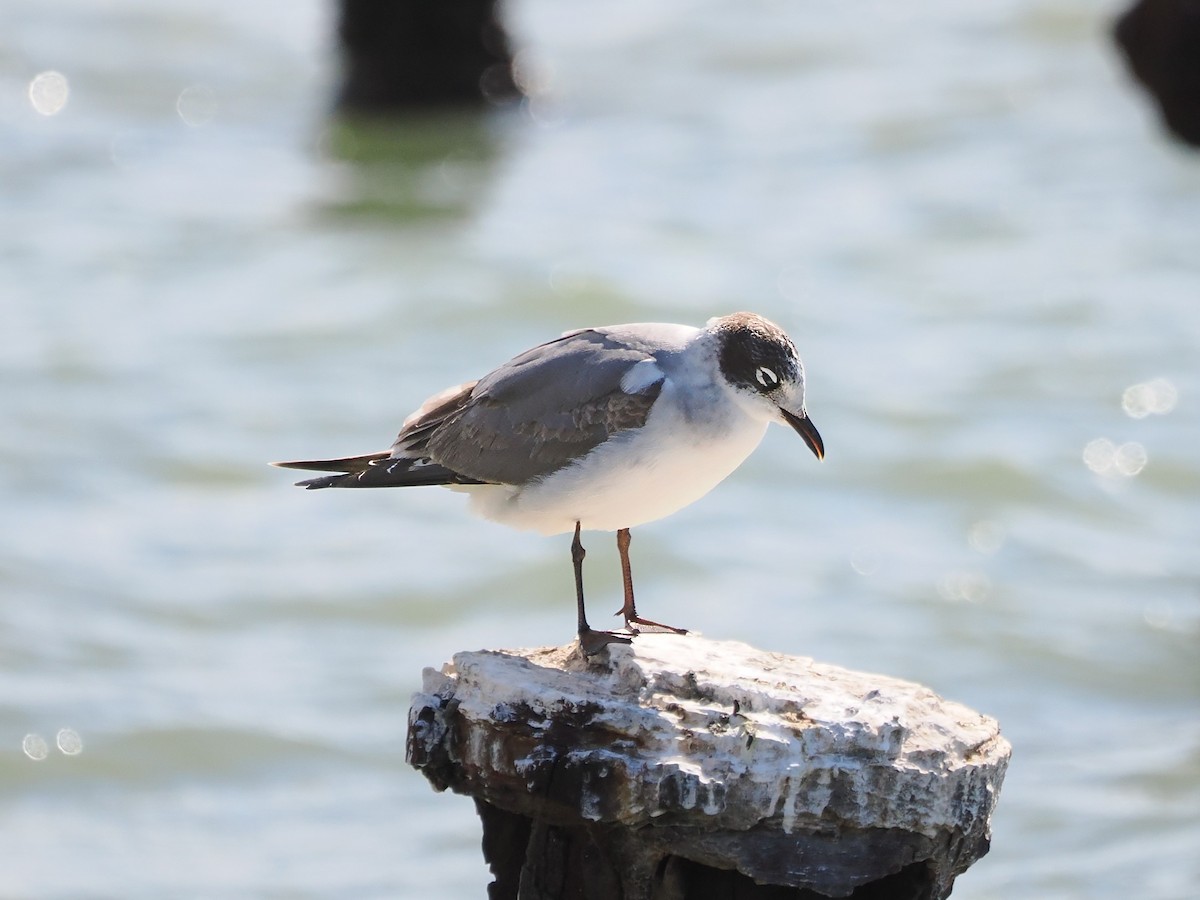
xmin=578 ymin=625 xmax=634 ymax=656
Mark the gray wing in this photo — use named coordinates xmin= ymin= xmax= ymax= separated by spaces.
xmin=416 ymin=328 xmax=665 ymax=485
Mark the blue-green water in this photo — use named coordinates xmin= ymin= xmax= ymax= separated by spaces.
xmin=2 ymin=1 xmax=1197 ymax=896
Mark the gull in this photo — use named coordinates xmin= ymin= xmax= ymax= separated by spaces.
xmin=273 ymin=312 xmax=824 ymax=654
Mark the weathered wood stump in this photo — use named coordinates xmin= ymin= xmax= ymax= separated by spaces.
xmin=407 ymin=635 xmax=1010 ymax=899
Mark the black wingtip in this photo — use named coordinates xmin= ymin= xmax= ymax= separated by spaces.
xmin=292 ymin=472 xmax=352 ymax=489
xmin=270 ymin=452 xmax=391 ymax=474
xmin=273 ymin=453 xmax=482 ymax=489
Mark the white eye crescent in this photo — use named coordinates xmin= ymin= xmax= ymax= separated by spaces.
xmin=755 ymin=366 xmax=779 ymax=389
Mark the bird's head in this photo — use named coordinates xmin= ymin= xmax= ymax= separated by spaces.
xmin=709 ymin=312 xmax=824 ymax=460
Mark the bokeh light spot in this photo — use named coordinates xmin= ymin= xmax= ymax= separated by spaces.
xmin=524 ymin=94 xmax=565 ymax=127
xmin=29 ymin=71 xmax=70 ymax=116
xmin=1114 ymin=442 xmax=1147 ymax=476
xmin=968 ymin=520 xmax=1006 ymax=555
xmin=176 ymin=84 xmax=218 ymax=126
xmin=937 ymin=570 xmax=991 ymax=603
xmin=1083 ymin=437 xmax=1116 ymax=474
xmin=1083 ymin=438 xmax=1147 ymax=478
xmin=22 ymin=734 xmax=49 ymax=761
xmin=56 ymin=728 xmax=84 ymax=755
xmin=1122 ymin=378 xmax=1177 ymax=418
xmin=511 ymin=50 xmax=553 ymax=97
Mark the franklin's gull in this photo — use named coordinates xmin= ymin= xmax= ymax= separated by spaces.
xmin=273 ymin=311 xmax=824 ymax=653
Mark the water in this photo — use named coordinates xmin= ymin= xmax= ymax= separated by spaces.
xmin=3 ymin=1 xmax=1198 ymax=896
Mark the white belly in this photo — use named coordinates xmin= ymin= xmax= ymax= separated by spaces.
xmin=459 ymin=386 xmax=770 ymax=536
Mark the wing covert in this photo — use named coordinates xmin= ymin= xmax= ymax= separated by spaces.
xmin=423 ymin=329 xmax=666 ymax=485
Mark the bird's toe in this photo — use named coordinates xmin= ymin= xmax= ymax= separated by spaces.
xmin=623 ymin=615 xmax=688 ymax=636
xmin=578 ymin=626 xmax=635 ymax=656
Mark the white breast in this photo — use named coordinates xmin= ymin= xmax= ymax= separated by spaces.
xmin=462 ymin=378 xmax=769 ymax=536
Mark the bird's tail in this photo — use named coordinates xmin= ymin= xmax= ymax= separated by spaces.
xmin=270 ymin=453 xmax=484 ymax=489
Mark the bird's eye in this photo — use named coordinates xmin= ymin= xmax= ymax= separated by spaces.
xmin=755 ymin=366 xmax=779 ymax=390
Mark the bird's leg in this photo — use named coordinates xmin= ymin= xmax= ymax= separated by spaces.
xmin=614 ymin=528 xmax=688 ymax=634
xmin=573 ymin=522 xmax=632 ymax=654
xmin=572 ymin=522 xmax=588 ymax=632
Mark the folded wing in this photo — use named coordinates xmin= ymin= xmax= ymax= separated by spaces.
xmin=274 ymin=329 xmax=666 ymax=489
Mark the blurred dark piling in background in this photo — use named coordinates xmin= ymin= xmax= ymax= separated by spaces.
xmin=337 ymin=0 xmax=520 ymax=112
xmin=407 ymin=635 xmax=1011 ymax=899
xmin=1113 ymin=0 xmax=1200 ymax=147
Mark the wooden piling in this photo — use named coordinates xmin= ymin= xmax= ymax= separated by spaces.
xmin=336 ymin=0 xmax=519 ymax=112
xmin=407 ymin=634 xmax=1010 ymax=899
